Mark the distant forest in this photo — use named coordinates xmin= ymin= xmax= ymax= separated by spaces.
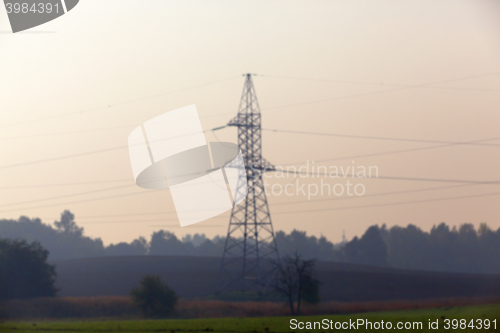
xmin=1 ymin=210 xmax=499 ymax=275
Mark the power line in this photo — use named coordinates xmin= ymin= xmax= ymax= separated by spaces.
xmin=260 ymin=74 xmax=500 ymax=92
xmin=34 ymin=190 xmax=500 ymax=225
xmin=271 ymin=191 xmax=500 ymax=215
xmin=148 ymin=224 xmax=225 ymax=228
xmin=0 ymin=127 xmax=225 ymax=170
xmin=44 ymin=211 xmax=178 ymax=220
xmin=76 ymin=217 xmax=224 ymax=226
xmin=0 ymin=128 xmax=496 ymax=189
xmin=1 ymin=163 xmax=498 ymax=214
xmin=0 ymin=76 xmax=239 ymax=130
xmin=0 ymin=116 xmax=231 ymax=142
xmin=282 ymin=136 xmax=500 ymax=166
xmin=0 ymin=168 xmax=234 ymax=207
xmin=1 ymin=147 xmax=498 ymax=212
xmin=270 ymin=182 xmax=491 ymax=207
xmin=0 ymin=190 xmax=157 ymax=214
xmin=277 ymin=169 xmax=500 ymax=185
xmin=2 ymin=72 xmax=497 ymax=141
xmin=262 ymin=72 xmax=500 ymax=111
xmin=1 ymin=71 xmax=498 ymax=212
xmin=263 ymin=128 xmax=500 ymax=147
xmin=40 ymin=181 xmax=488 ymax=221
xmin=29 ymin=213 xmax=225 ymax=227
xmin=0 ymin=125 xmax=133 ymax=141
xmin=1 ymin=155 xmax=498 ymax=212
xmin=0 ymin=179 xmax=131 ymax=189
xmin=0 ymin=184 xmax=135 ymax=208
xmin=0 ymin=145 xmax=128 ymax=170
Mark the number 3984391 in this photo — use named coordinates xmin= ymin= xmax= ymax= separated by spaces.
xmin=5 ymin=2 xmax=60 ymax=14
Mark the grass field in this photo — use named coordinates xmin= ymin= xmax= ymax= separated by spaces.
xmin=1 ymin=303 xmax=498 ymax=332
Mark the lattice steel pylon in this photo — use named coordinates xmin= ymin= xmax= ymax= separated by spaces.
xmin=217 ymin=74 xmax=280 ymax=295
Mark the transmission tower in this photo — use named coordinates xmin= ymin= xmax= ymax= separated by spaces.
xmin=217 ymin=73 xmax=280 ymax=294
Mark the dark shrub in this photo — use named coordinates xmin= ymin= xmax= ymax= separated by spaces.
xmin=130 ymin=275 xmax=178 ymax=318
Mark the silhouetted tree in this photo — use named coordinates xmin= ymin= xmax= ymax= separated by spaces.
xmin=54 ymin=210 xmax=83 ymax=237
xmin=0 ymin=213 xmax=105 ymax=261
xmin=395 ymin=224 xmax=430 ymax=269
xmin=130 ymin=275 xmax=178 ymax=318
xmin=275 ymin=229 xmax=339 ymax=261
xmin=427 ymin=223 xmax=456 ymax=271
xmin=182 ymin=233 xmax=209 ymax=247
xmin=360 ymin=226 xmax=388 ymax=266
xmin=383 ymin=223 xmax=500 ymax=274
xmin=149 ymin=230 xmax=193 ymax=256
xmin=194 ymin=238 xmax=225 ymax=257
xmin=0 ymin=239 xmax=57 ymax=300
xmin=271 ymin=253 xmax=320 ymax=315
xmin=2 ymin=212 xmax=499 ymax=275
xmin=344 ymin=225 xmax=387 ymax=266
xmin=107 ymin=237 xmax=148 ymax=256
xmin=344 ymin=236 xmax=361 ymax=263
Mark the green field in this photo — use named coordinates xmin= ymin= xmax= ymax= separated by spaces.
xmin=1 ymin=304 xmax=498 ymax=332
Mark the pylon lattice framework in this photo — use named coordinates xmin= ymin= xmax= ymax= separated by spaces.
xmin=218 ymin=74 xmax=280 ymax=294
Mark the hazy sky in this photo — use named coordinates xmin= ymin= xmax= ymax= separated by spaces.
xmin=1 ymin=0 xmax=499 ymax=245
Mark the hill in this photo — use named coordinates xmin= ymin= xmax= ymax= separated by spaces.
xmin=53 ymin=256 xmax=500 ymax=301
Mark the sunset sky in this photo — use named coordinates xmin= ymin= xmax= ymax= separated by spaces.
xmin=1 ymin=0 xmax=499 ymax=245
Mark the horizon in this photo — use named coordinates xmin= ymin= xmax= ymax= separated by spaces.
xmin=1 ymin=0 xmax=499 ymax=246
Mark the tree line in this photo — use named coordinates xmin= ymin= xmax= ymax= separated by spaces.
xmin=1 ymin=210 xmax=499 ymax=274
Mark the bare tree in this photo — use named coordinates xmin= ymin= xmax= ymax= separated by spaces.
xmin=271 ymin=252 xmax=320 ymax=315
